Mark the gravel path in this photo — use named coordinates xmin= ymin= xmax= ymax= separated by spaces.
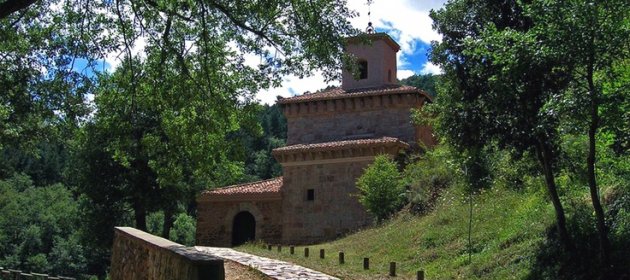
xmin=196 ymin=246 xmax=339 ymax=280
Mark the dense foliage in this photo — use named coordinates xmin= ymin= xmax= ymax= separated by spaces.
xmin=429 ymin=0 xmax=628 ymax=255
xmin=1 ymin=0 xmax=354 ymax=277
xmin=0 ymin=174 xmax=88 ymax=277
xmin=427 ymin=0 xmax=629 ymax=276
xmin=400 ymin=74 xmax=438 ymax=97
xmin=236 ymin=104 xmax=287 ymax=182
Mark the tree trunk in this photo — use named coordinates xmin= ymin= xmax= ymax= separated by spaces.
xmin=133 ymin=197 xmax=147 ymax=231
xmin=162 ymin=207 xmax=174 ymax=238
xmin=536 ymin=141 xmax=573 ymax=251
xmin=586 ymin=65 xmax=611 ymax=263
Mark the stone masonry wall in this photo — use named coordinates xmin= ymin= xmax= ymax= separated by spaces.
xmin=283 ymin=93 xmax=430 ymax=147
xmin=287 ymin=106 xmax=417 ymax=145
xmin=110 ymin=227 xmax=224 ymax=280
xmin=281 ymin=159 xmax=374 ymax=245
xmin=196 ymin=200 xmax=283 ymax=247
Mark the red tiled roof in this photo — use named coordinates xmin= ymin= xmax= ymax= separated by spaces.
xmin=201 ymin=177 xmax=283 ymax=196
xmin=277 ymin=85 xmax=430 ymax=104
xmin=272 ymin=137 xmax=409 ymax=154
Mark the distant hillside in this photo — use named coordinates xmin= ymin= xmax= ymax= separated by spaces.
xmin=400 ymin=74 xmax=439 ymax=97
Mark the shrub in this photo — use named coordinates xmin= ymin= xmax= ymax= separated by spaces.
xmin=169 ymin=213 xmax=196 ymax=246
xmin=402 ymin=147 xmax=456 ymax=213
xmin=356 ymin=155 xmax=405 ymax=222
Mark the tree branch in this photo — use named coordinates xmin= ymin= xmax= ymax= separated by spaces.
xmin=207 ymin=1 xmax=282 ymax=52
xmin=143 ymin=0 xmax=192 ymax=22
xmin=0 ymin=0 xmax=36 ymax=20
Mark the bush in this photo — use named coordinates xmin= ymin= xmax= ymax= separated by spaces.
xmin=356 ymin=155 xmax=405 ymax=222
xmin=402 ymin=147 xmax=456 ymax=213
xmin=169 ymin=213 xmax=196 ymax=246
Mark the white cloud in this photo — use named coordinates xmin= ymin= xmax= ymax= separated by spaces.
xmin=347 ymin=0 xmax=443 ymax=53
xmin=419 ymin=62 xmax=443 ymax=75
xmin=256 ymin=72 xmax=339 ymax=105
xmin=397 ymin=69 xmax=416 ymax=80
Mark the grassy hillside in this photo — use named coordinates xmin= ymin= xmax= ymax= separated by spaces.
xmin=240 ymin=188 xmax=558 ymax=279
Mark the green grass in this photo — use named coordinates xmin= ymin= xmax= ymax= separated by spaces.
xmin=238 ymin=188 xmax=555 ymax=279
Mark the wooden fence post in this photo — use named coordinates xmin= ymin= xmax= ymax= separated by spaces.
xmin=338 ymin=252 xmax=345 ymax=264
xmin=304 ymin=247 xmax=309 ymax=258
xmin=417 ymin=270 xmax=425 ymax=280
xmin=363 ymin=258 xmax=369 ymax=270
xmin=9 ymin=269 xmax=21 ymax=280
xmin=389 ymin=262 xmax=396 ymax=276
xmin=319 ymin=249 xmax=325 ymax=259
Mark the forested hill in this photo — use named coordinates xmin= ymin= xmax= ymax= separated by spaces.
xmin=236 ymin=104 xmax=287 ymax=182
xmin=400 ymin=74 xmax=439 ymax=97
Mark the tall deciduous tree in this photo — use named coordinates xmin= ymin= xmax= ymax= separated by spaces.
xmin=64 ymin=0 xmax=356 ymax=240
xmin=430 ymin=0 xmax=575 ymax=250
xmin=528 ymin=0 xmax=630 ymax=262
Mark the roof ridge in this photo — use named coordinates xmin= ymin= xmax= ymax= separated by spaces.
xmin=205 ymin=176 xmax=282 ymax=192
xmin=273 ymin=137 xmax=409 ymax=153
xmin=277 ymin=84 xmax=428 ymax=104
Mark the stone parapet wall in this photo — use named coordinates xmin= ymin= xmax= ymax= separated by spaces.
xmin=110 ymin=227 xmax=224 ymax=280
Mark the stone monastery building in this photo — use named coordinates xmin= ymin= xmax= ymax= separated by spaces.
xmin=196 ymin=33 xmax=434 ymax=247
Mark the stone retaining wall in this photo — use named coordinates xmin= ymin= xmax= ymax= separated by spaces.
xmin=110 ymin=227 xmax=224 ymax=280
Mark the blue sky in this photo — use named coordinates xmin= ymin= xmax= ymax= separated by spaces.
xmin=72 ymin=58 xmax=111 ymax=76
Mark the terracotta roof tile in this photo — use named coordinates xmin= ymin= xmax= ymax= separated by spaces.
xmin=272 ymin=137 xmax=409 ymax=154
xmin=277 ymin=85 xmax=430 ymax=104
xmin=202 ymin=177 xmax=283 ymax=196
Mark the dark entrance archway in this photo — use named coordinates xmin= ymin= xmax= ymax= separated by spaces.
xmin=231 ymin=211 xmax=256 ymax=246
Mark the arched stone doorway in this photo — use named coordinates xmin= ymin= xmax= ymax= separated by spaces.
xmin=231 ymin=211 xmax=256 ymax=246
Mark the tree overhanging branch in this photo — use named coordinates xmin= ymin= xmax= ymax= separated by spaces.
xmin=0 ymin=0 xmax=36 ymax=20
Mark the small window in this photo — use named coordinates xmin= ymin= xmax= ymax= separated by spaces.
xmin=307 ymin=189 xmax=315 ymax=201
xmin=358 ymin=60 xmax=368 ymax=80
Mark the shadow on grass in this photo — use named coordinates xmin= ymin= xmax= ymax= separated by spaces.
xmin=525 ymin=212 xmax=630 ymax=280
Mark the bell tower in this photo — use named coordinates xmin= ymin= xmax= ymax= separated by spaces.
xmin=341 ymin=33 xmax=400 ymax=90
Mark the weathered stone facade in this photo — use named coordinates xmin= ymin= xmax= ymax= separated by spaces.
xmin=196 ymin=178 xmax=284 ymax=247
xmin=274 ymin=138 xmax=409 ymax=244
xmin=282 ymin=87 xmax=429 ymax=146
xmin=196 ymin=33 xmax=433 ymax=247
